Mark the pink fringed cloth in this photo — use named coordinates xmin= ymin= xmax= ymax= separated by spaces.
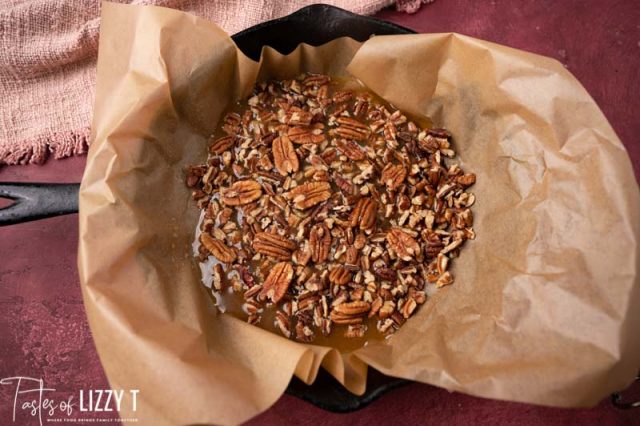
xmin=0 ymin=0 xmax=429 ymax=165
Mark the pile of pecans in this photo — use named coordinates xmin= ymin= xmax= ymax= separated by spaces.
xmin=187 ymin=73 xmax=476 ymax=342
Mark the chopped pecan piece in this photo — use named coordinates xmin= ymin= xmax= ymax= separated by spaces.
xmin=384 ymin=121 xmax=397 ymax=142
xmin=294 ymin=311 xmax=316 ymax=342
xmin=309 ymin=224 xmax=332 ymax=263
xmin=260 ymin=262 xmax=294 ymax=303
xmin=221 ymin=180 xmax=262 ymax=206
xmin=274 ymin=311 xmax=291 ymax=338
xmin=402 ymin=298 xmax=417 ymax=319
xmin=456 ymin=173 xmax=476 ymax=187
xmin=222 ymin=112 xmax=241 ymax=135
xmin=379 ymin=300 xmax=395 ymax=319
xmin=253 ymin=232 xmax=297 ymax=260
xmin=298 ymin=293 xmax=320 ymax=311
xmin=333 ymin=173 xmax=358 ymax=196
xmin=200 ymin=233 xmax=236 ymax=263
xmin=209 ymin=135 xmax=236 ymax=155
xmin=243 ymin=284 xmax=262 ymax=300
xmin=418 ymin=134 xmax=440 ymax=153
xmin=303 ymin=74 xmax=330 ymax=87
xmin=285 ymin=181 xmax=331 ymax=210
xmin=436 ymin=271 xmax=454 ymax=288
xmin=283 ymin=109 xmax=313 ymax=126
xmin=295 ymin=321 xmax=315 ymax=342
xmin=272 ymin=135 xmax=299 ymax=176
xmin=423 ymin=231 xmax=444 ymax=258
xmin=344 ymin=324 xmax=367 ymax=338
xmin=369 ymin=296 xmax=383 ymax=318
xmin=428 ymin=128 xmax=451 ymax=139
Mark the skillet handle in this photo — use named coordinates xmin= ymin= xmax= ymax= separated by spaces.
xmin=0 ymin=183 xmax=79 ymax=226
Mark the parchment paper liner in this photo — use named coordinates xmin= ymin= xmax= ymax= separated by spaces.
xmin=79 ymin=3 xmax=640 ymax=424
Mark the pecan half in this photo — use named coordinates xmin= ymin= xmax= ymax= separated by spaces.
xmin=303 ymin=74 xmax=330 ymax=87
xmin=334 ymin=301 xmax=371 ymax=316
xmin=292 ymin=246 xmax=312 ymax=266
xmin=335 ymin=139 xmax=366 ymax=161
xmin=209 ymin=135 xmax=236 ymax=155
xmin=380 ymin=164 xmax=407 ymax=191
xmin=333 ymin=90 xmax=353 ymax=103
xmin=260 ymin=262 xmax=294 ymax=303
xmin=428 ymin=128 xmax=451 ymax=139
xmin=221 ymin=180 xmax=262 ymax=206
xmin=330 ymin=312 xmax=364 ymax=325
xmin=253 ymin=232 xmax=297 ymax=260
xmin=288 ymin=126 xmax=326 ymax=144
xmin=418 ymin=134 xmax=440 ymax=153
xmin=373 ymin=264 xmax=397 ymax=281
xmin=285 ymin=181 xmax=331 ymax=210
xmin=329 ymin=266 xmax=351 ymax=286
xmin=272 ymin=135 xmax=299 ymax=176
xmin=309 ymin=224 xmax=331 ymax=263
xmin=334 ymin=117 xmax=370 ymax=140
xmin=200 ymin=233 xmax=236 ymax=263
xmin=333 ymin=173 xmax=358 ymax=196
xmin=345 ymin=246 xmax=359 ymax=265
xmin=386 ymin=228 xmax=421 ymax=261
xmin=349 ymin=197 xmax=378 ymax=231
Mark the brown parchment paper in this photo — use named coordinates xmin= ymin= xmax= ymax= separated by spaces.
xmin=79 ymin=3 xmax=640 ymax=425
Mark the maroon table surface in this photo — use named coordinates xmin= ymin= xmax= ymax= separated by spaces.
xmin=1 ymin=0 xmax=639 ymax=425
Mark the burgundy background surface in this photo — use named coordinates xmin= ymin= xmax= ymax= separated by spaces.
xmin=1 ymin=0 xmax=639 ymax=424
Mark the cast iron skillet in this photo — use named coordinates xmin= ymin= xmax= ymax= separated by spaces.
xmin=1 ymin=3 xmax=637 ymax=413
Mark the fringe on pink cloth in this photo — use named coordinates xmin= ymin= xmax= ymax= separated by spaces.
xmin=0 ymin=128 xmax=90 ymax=165
xmin=0 ymin=1 xmax=432 ymax=166
xmin=395 ymin=0 xmax=433 ymax=14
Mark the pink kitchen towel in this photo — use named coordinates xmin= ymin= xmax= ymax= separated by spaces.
xmin=0 ymin=0 xmax=429 ymax=166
